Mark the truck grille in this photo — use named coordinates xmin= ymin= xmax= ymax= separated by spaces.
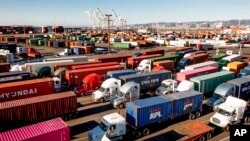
xmin=212 ymin=117 xmax=220 ymax=124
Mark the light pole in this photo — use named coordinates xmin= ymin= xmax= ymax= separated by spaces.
xmin=105 ymin=14 xmax=112 ymax=54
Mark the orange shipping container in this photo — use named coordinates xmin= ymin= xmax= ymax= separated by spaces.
xmin=227 ymin=61 xmax=247 ymax=73
xmin=153 ymin=60 xmax=175 ymax=71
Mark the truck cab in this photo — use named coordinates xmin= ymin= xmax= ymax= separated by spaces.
xmin=110 ymin=82 xmax=140 ymax=109
xmin=136 ymin=59 xmax=151 ymax=73
xmin=92 ymin=78 xmax=121 ymax=102
xmin=237 ymin=69 xmax=250 ymax=78
xmin=207 ymin=83 xmax=235 ymax=109
xmin=155 ymin=79 xmax=194 ymax=95
xmin=209 ymin=96 xmax=248 ymax=131
xmin=88 ymin=113 xmax=126 ymax=141
xmin=52 ymin=77 xmax=62 ymax=92
xmin=75 ymin=73 xmax=100 ymax=96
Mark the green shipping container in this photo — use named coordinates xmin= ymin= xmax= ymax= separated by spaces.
xmin=38 ymin=40 xmax=46 ymax=46
xmin=190 ymin=71 xmax=235 ymax=97
xmin=149 ymin=54 xmax=180 ymax=64
xmin=219 ymin=59 xmax=229 ymax=68
xmin=29 ymin=39 xmax=38 ymax=45
xmin=113 ymin=43 xmax=131 ymax=49
xmin=212 ymin=53 xmax=227 ymax=62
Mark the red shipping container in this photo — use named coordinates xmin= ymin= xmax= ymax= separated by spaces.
xmin=0 ymin=63 xmax=10 ymax=72
xmin=54 ymin=61 xmax=101 ymax=70
xmin=0 ymin=118 xmax=70 ymax=141
xmin=186 ymin=53 xmax=209 ymax=64
xmin=96 ymin=54 xmax=131 ymax=63
xmin=127 ymin=54 xmax=162 ymax=69
xmin=0 ymin=78 xmax=55 ymax=102
xmin=176 ymin=66 xmax=218 ymax=83
xmin=0 ymin=92 xmax=77 ymax=126
xmin=71 ymin=62 xmax=119 ymax=70
xmin=65 ymin=65 xmax=124 ymax=86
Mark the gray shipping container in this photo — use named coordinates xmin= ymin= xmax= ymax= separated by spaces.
xmin=119 ymin=70 xmax=172 ymax=91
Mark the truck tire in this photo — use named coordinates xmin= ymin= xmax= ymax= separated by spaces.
xmin=119 ymin=103 xmax=125 ymax=109
xmin=206 ymin=132 xmax=212 ymax=140
xmin=198 ymin=136 xmax=206 ymax=141
xmin=99 ymin=98 xmax=105 ymax=102
xmin=143 ymin=128 xmax=150 ymax=136
xmin=80 ymin=92 xmax=85 ymax=96
xmin=189 ymin=113 xmax=196 ymax=120
xmin=133 ymin=131 xmax=141 ymax=138
xmin=244 ymin=117 xmax=250 ymax=123
xmin=195 ymin=111 xmax=201 ymax=118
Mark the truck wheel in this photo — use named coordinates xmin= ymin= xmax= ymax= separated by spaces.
xmin=119 ymin=103 xmax=125 ymax=109
xmin=135 ymin=131 xmax=141 ymax=138
xmin=244 ymin=117 xmax=250 ymax=123
xmin=99 ymin=98 xmax=105 ymax=102
xmin=189 ymin=113 xmax=196 ymax=120
xmin=224 ymin=125 xmax=230 ymax=132
xmin=195 ymin=111 xmax=201 ymax=118
xmin=198 ymin=136 xmax=206 ymax=141
xmin=143 ymin=128 xmax=150 ymax=136
xmin=206 ymin=132 xmax=212 ymax=140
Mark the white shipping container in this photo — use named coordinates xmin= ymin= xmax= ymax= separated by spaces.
xmin=44 ymin=56 xmax=88 ymax=62
xmin=221 ymin=54 xmax=241 ymax=62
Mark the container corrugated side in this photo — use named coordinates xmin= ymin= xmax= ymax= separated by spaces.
xmin=0 ymin=118 xmax=70 ymax=141
xmin=227 ymin=77 xmax=250 ymax=98
xmin=126 ymin=96 xmax=172 ymax=128
xmin=164 ymin=91 xmax=203 ymax=117
xmin=71 ymin=62 xmax=119 ymax=70
xmin=0 ymin=91 xmax=77 ymax=123
xmin=54 ymin=61 xmax=100 ymax=70
xmin=107 ymin=69 xmax=136 ymax=79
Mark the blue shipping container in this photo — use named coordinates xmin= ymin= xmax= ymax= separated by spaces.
xmin=107 ymin=69 xmax=136 ymax=79
xmin=126 ymin=96 xmax=173 ymax=128
xmin=119 ymin=70 xmax=172 ymax=90
xmin=227 ymin=77 xmax=250 ymax=99
xmin=163 ymin=91 xmax=203 ymax=117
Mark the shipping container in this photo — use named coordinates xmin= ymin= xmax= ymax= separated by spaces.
xmin=227 ymin=61 xmax=247 ymax=74
xmin=44 ymin=56 xmax=88 ymax=62
xmin=54 ymin=61 xmax=100 ymax=70
xmin=143 ymin=49 xmax=165 ymax=56
xmin=0 ymin=78 xmax=56 ymax=102
xmin=113 ymin=42 xmax=131 ymax=49
xmin=227 ymin=77 xmax=250 ymax=99
xmin=185 ymin=61 xmax=218 ymax=71
xmin=71 ymin=62 xmax=119 ymax=70
xmin=107 ymin=69 xmax=137 ymax=79
xmin=126 ymin=90 xmax=202 ymax=128
xmin=176 ymin=66 xmax=218 ymax=83
xmin=0 ymin=118 xmax=70 ymax=141
xmin=119 ymin=70 xmax=172 ymax=91
xmin=190 ymin=71 xmax=235 ymax=97
xmin=0 ymin=74 xmax=30 ymax=84
xmin=65 ymin=65 xmax=124 ymax=86
xmin=127 ymin=54 xmax=162 ymax=68
xmin=0 ymin=71 xmax=30 ymax=78
xmin=186 ymin=53 xmax=209 ymax=64
xmin=212 ymin=53 xmax=227 ymax=61
xmin=152 ymin=60 xmax=173 ymax=72
xmin=0 ymin=92 xmax=77 ymax=129
xmin=149 ymin=54 xmax=180 ymax=65
xmin=96 ymin=54 xmax=131 ymax=63
xmin=0 ymin=63 xmax=10 ymax=72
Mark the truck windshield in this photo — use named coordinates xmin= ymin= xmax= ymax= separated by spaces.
xmin=99 ymin=87 xmax=105 ymax=92
xmin=82 ymin=82 xmax=87 ymax=87
xmin=218 ymin=108 xmax=232 ymax=116
xmin=161 ymin=83 xmax=168 ymax=87
xmin=99 ymin=121 xmax=108 ymax=131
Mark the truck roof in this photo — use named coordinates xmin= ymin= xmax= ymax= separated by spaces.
xmin=130 ymin=96 xmax=171 ymax=108
xmin=227 ymin=77 xmax=250 ymax=85
xmin=120 ymin=82 xmax=139 ymax=93
xmin=190 ymin=71 xmax=234 ymax=82
xmin=185 ymin=61 xmax=218 ymax=70
xmin=222 ymin=54 xmax=241 ymax=61
xmin=102 ymin=113 xmax=125 ymax=124
xmin=164 ymin=90 xmax=202 ymax=100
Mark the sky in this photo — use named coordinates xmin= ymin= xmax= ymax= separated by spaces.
xmin=0 ymin=0 xmax=249 ymax=26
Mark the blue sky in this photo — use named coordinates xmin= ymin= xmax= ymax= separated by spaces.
xmin=0 ymin=0 xmax=249 ymax=26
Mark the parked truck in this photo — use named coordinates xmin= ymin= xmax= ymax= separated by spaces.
xmin=184 ymin=61 xmax=218 ymax=71
xmin=211 ymin=53 xmax=227 ymax=62
xmin=107 ymin=69 xmax=137 ymax=79
xmin=155 ymin=79 xmax=194 ymax=95
xmin=74 ymin=73 xmax=101 ymax=96
xmin=237 ymin=65 xmax=250 ymax=77
xmin=24 ymin=60 xmax=74 ymax=77
xmin=54 ymin=61 xmax=101 ymax=70
xmin=0 ymin=71 xmax=30 ymax=78
xmin=71 ymin=62 xmax=119 ymax=70
xmin=176 ymin=53 xmax=209 ymax=71
xmin=44 ymin=55 xmax=88 ymax=62
xmin=0 ymin=91 xmax=77 ymax=130
xmin=176 ymin=66 xmax=218 ymax=83
xmin=88 ymin=90 xmax=203 ymax=140
xmin=0 ymin=118 xmax=70 ymax=141
xmin=127 ymin=54 xmax=162 ymax=69
xmin=219 ymin=54 xmax=242 ymax=68
xmin=224 ymin=61 xmax=247 ymax=74
xmin=92 ymin=70 xmax=172 ymax=102
xmin=190 ymin=71 xmax=235 ymax=98
xmin=110 ymin=82 xmax=140 ymax=108
xmin=207 ymin=77 xmax=250 ymax=109
xmin=209 ymin=96 xmax=250 ymax=131
xmin=0 ymin=78 xmax=61 ymax=102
